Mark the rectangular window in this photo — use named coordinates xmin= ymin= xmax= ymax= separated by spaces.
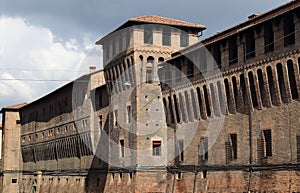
xmin=180 ymin=33 xmax=189 ymax=47
xmin=246 ymin=30 xmax=255 ymax=59
xmin=162 ymin=28 xmax=171 ymax=46
xmin=127 ymin=106 xmax=131 ymax=123
xmin=264 ymin=22 xmax=274 ymax=53
xmin=146 ymin=68 xmax=153 ymax=84
xmin=178 ymin=140 xmax=184 ymax=162
xmin=120 ymin=139 xmax=125 ymax=157
xmin=297 ymin=136 xmax=300 ymax=162
xmin=187 ymin=61 xmax=194 ymax=79
xmin=199 ymin=137 xmax=208 ymax=162
xmin=263 ymin=130 xmax=272 ymax=157
xmin=213 ymin=43 xmax=221 ymax=68
xmin=229 ymin=37 xmax=238 ymax=65
xmin=226 ymin=134 xmax=237 ymax=162
xmin=11 ymin=179 xmax=17 ymax=183
xmin=114 ymin=110 xmax=118 ymax=127
xmin=144 ymin=26 xmax=153 ymax=44
xmin=99 ymin=115 xmax=103 ymax=130
xmin=152 ymin=141 xmax=161 ymax=156
xmin=284 ymin=13 xmax=295 ymax=47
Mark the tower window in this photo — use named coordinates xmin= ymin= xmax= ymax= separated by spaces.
xmin=178 ymin=140 xmax=184 ymax=162
xmin=199 ymin=137 xmax=208 ymax=162
xmin=162 ymin=28 xmax=171 ymax=46
xmin=144 ymin=26 xmax=153 ymax=44
xmin=246 ymin=29 xmax=255 ymax=59
xmin=127 ymin=106 xmax=131 ymax=123
xmin=264 ymin=22 xmax=274 ymax=53
xmin=284 ymin=13 xmax=295 ymax=47
xmin=180 ymin=33 xmax=189 ymax=47
xmin=263 ymin=130 xmax=272 ymax=157
xmin=226 ymin=134 xmax=237 ymax=163
xmin=229 ymin=37 xmax=238 ymax=65
xmin=152 ymin=141 xmax=161 ymax=156
xmin=120 ymin=139 xmax=125 ymax=157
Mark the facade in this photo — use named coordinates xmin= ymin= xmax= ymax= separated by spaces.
xmin=1 ymin=1 xmax=300 ymax=192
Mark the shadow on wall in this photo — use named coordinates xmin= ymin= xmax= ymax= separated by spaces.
xmin=85 ymin=114 xmax=109 ymax=193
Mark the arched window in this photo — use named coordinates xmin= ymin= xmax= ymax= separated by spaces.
xmin=217 ymin=81 xmax=226 ymax=115
xmin=232 ymin=76 xmax=238 ymax=110
xmin=168 ymin=96 xmax=175 ymax=123
xmin=210 ymin=83 xmax=218 ymax=116
xmin=287 ymin=60 xmax=298 ymax=99
xmin=146 ymin=56 xmax=154 ymax=83
xmin=196 ymin=87 xmax=205 ymax=119
xmin=158 ymin=57 xmax=164 ymax=64
xmin=276 ymin=63 xmax=287 ymax=103
xmin=248 ymin=72 xmax=258 ymax=108
xmin=190 ymin=89 xmax=198 ymax=119
xmin=266 ymin=66 xmax=276 ymax=105
xmin=179 ymin=93 xmax=187 ymax=122
xmin=184 ymin=91 xmax=193 ymax=122
xmin=163 ymin=98 xmax=169 ymax=124
xmin=257 ymin=69 xmax=268 ymax=107
xmin=203 ymin=85 xmax=211 ymax=117
xmin=173 ymin=94 xmax=181 ymax=123
xmin=224 ymin=79 xmax=232 ymax=113
xmin=240 ymin=74 xmax=247 ymax=108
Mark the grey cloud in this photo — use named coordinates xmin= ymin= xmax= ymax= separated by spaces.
xmin=1 ymin=0 xmax=289 ymax=42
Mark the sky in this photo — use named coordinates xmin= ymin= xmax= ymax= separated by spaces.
xmin=0 ymin=0 xmax=291 ymax=121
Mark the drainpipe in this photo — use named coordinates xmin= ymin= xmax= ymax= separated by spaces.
xmin=243 ymin=42 xmax=253 ymax=193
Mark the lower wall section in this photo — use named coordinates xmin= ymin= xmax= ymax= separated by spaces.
xmin=18 ymin=169 xmax=300 ymax=193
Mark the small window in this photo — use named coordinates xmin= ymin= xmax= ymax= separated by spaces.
xmin=162 ymin=28 xmax=171 ymax=46
xmin=226 ymin=134 xmax=237 ymax=162
xmin=127 ymin=106 xmax=131 ymax=123
xmin=152 ymin=141 xmax=161 ymax=156
xmin=146 ymin=56 xmax=154 ymax=84
xmin=120 ymin=139 xmax=125 ymax=158
xmin=99 ymin=115 xmax=103 ymax=130
xmin=12 ymin=179 xmax=17 ymax=183
xmin=114 ymin=110 xmax=118 ymax=126
xmin=180 ymin=33 xmax=189 ymax=47
xmin=263 ymin=130 xmax=272 ymax=157
xmin=144 ymin=26 xmax=153 ymax=44
xmin=178 ymin=140 xmax=184 ymax=162
xmin=199 ymin=137 xmax=208 ymax=161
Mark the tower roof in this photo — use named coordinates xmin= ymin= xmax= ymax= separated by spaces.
xmin=96 ymin=15 xmax=206 ymax=45
xmin=0 ymin=103 xmax=27 ymax=113
xmin=129 ymin=15 xmax=206 ymax=29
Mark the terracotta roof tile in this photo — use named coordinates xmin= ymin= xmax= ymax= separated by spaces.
xmin=2 ymin=103 xmax=27 ymax=110
xmin=129 ymin=15 xmax=205 ymax=29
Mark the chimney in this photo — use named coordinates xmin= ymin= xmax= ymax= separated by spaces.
xmin=89 ymin=66 xmax=96 ymax=73
xmin=248 ymin=13 xmax=261 ymax=20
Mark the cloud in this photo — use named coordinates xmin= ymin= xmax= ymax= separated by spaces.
xmin=0 ymin=17 xmax=94 ymax=110
xmin=1 ymin=0 xmax=290 ymax=41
